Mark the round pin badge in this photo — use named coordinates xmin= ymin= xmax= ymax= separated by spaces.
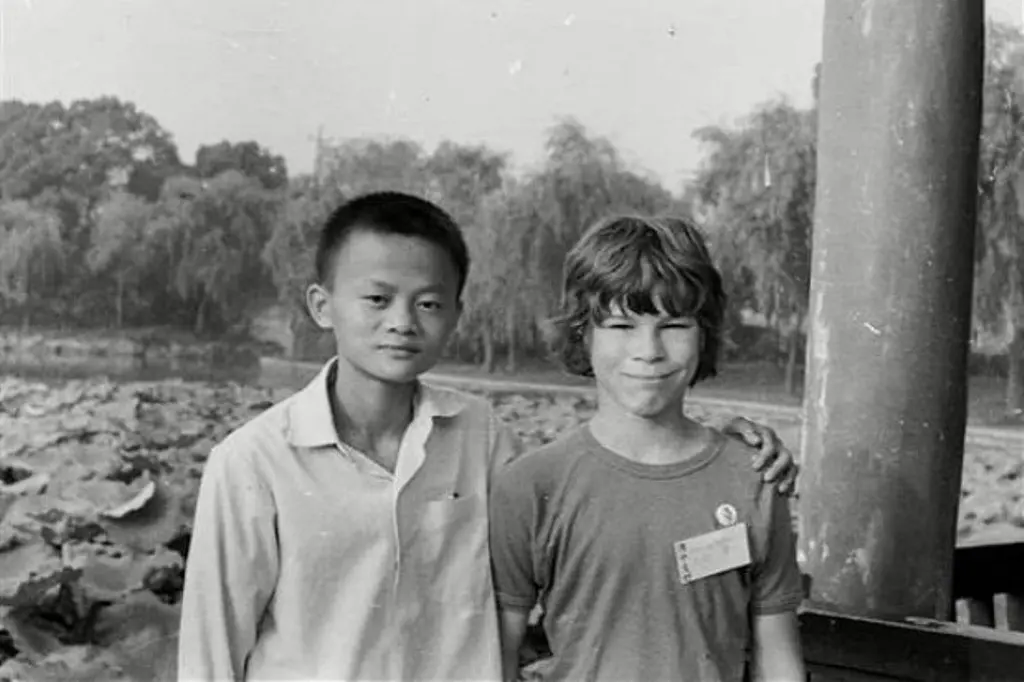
xmin=715 ymin=503 xmax=738 ymax=527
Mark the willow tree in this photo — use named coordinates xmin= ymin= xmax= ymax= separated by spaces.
xmin=153 ymin=171 xmax=280 ymax=335
xmin=977 ymin=21 xmax=1024 ymax=417
xmin=523 ymin=120 xmax=676 ymax=319
xmin=692 ymin=98 xmax=816 ymax=394
xmin=86 ymin=193 xmax=158 ymax=328
xmin=0 ymin=201 xmax=64 ymax=328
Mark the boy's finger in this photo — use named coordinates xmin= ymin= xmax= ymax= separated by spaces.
xmin=779 ymin=463 xmax=800 ymax=496
xmin=751 ymin=443 xmax=771 ymax=471
xmin=762 ymin=444 xmax=792 ymax=482
xmin=725 ymin=417 xmax=764 ymax=447
xmin=753 ymin=428 xmax=783 ymax=472
xmin=775 ymin=460 xmax=799 ymax=491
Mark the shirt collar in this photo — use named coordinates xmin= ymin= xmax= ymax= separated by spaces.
xmin=285 ymin=357 xmax=469 ymax=449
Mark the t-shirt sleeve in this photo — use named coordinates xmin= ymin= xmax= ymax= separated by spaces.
xmin=488 ymin=461 xmax=539 ymax=612
xmin=750 ymin=483 xmax=804 ymax=615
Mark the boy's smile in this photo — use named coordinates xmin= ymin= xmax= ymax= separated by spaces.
xmin=589 ymin=305 xmax=700 ymax=420
xmin=307 ymin=228 xmax=462 ymax=385
xmin=622 ymin=370 xmax=680 ymax=382
xmin=378 ymin=343 xmax=422 ymax=358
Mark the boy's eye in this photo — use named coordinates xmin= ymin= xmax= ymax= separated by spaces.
xmin=418 ymin=300 xmax=443 ymax=312
xmin=364 ymin=295 xmax=389 ymax=307
xmin=604 ymin=322 xmax=633 ymax=330
xmin=663 ymin=320 xmax=696 ymax=329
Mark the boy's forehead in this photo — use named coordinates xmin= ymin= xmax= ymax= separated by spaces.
xmin=330 ymin=229 xmax=458 ymax=284
xmin=338 ymin=227 xmax=429 ymax=256
xmin=599 ymin=308 xmax=687 ymax=323
xmin=600 ymin=295 xmax=687 ymax=317
xmin=331 ymin=229 xmax=436 ymax=264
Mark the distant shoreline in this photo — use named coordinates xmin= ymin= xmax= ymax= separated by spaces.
xmin=0 ymin=327 xmax=280 ymax=363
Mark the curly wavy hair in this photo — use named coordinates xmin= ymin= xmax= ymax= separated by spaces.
xmin=547 ymin=214 xmax=726 ymax=386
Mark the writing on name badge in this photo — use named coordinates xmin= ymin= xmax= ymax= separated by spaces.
xmin=673 ymin=523 xmax=752 ymax=586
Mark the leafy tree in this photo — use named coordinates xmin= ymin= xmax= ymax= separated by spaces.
xmin=456 ymin=183 xmax=533 ymax=372
xmin=424 ymin=141 xmax=509 ymax=219
xmin=0 ymin=97 xmax=182 ymax=326
xmin=691 ymin=99 xmax=816 ymax=394
xmin=0 ymin=97 xmax=181 ymax=231
xmin=195 ymin=140 xmax=288 ymax=191
xmin=525 ymin=118 xmax=676 ymax=321
xmin=154 ymin=171 xmax=280 ymax=335
xmin=86 ymin=193 xmax=158 ymax=328
xmin=261 ymin=178 xmax=336 ymax=358
xmin=319 ymin=138 xmax=430 ymax=198
xmin=977 ymin=21 xmax=1024 ymax=416
xmin=0 ymin=201 xmax=64 ymax=327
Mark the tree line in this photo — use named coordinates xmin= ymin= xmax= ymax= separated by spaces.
xmin=1 ymin=21 xmax=1022 ymax=414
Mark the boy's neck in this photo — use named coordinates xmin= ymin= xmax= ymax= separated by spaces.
xmin=589 ymin=403 xmax=709 ymax=466
xmin=329 ymin=359 xmax=418 ymax=448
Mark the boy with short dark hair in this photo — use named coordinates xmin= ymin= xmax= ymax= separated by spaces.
xmin=490 ymin=215 xmax=806 ymax=682
xmin=178 ymin=194 xmax=799 ymax=681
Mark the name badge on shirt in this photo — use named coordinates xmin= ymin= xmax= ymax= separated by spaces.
xmin=673 ymin=523 xmax=751 ymax=586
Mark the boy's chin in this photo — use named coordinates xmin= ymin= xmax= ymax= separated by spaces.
xmin=335 ymin=355 xmax=430 ymax=386
xmin=366 ymin=358 xmax=432 ymax=385
xmin=616 ymin=394 xmax=685 ymax=419
xmin=365 ymin=365 xmax=425 ymax=385
xmin=627 ymin=404 xmax=678 ymax=420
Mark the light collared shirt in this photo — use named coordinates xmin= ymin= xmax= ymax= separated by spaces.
xmin=177 ymin=359 xmax=518 ymax=681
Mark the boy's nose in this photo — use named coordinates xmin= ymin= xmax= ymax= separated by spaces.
xmin=385 ymin=304 xmax=418 ymax=334
xmin=631 ymin=329 xmax=666 ymax=361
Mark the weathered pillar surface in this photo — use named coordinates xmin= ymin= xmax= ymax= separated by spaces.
xmin=799 ymin=0 xmax=984 ymax=620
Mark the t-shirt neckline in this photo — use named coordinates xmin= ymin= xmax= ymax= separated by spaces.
xmin=582 ymin=423 xmax=725 ymax=480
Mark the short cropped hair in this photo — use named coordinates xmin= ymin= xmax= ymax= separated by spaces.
xmin=314 ymin=191 xmax=470 ymax=297
xmin=548 ymin=214 xmax=726 ymax=385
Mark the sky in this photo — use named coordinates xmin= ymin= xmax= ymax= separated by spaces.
xmin=1 ymin=0 xmax=1021 ymax=191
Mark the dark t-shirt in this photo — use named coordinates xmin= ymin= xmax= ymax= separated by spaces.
xmin=488 ymin=425 xmax=804 ymax=682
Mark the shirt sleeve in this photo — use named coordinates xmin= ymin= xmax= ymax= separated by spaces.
xmin=488 ymin=460 xmax=539 ymax=612
xmin=177 ymin=443 xmax=280 ymax=682
xmin=750 ymin=483 xmax=804 ymax=615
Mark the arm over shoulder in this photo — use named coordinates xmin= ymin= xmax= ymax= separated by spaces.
xmin=177 ymin=443 xmax=279 ymax=681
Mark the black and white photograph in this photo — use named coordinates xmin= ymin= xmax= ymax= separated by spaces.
xmin=0 ymin=1 xmax=1022 ymax=680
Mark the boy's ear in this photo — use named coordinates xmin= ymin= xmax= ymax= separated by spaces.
xmin=306 ymin=283 xmax=334 ymax=331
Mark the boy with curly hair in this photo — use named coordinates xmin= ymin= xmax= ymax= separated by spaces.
xmin=490 ymin=215 xmax=806 ymax=681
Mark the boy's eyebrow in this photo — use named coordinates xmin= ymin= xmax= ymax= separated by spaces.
xmin=363 ymin=279 xmax=449 ymax=293
xmin=598 ymin=310 xmax=696 ymax=321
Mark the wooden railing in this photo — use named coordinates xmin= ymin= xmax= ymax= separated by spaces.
xmin=801 ymin=607 xmax=1024 ymax=681
xmin=953 ymin=532 xmax=1024 ymax=631
xmin=801 ymin=537 xmax=1024 ymax=681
